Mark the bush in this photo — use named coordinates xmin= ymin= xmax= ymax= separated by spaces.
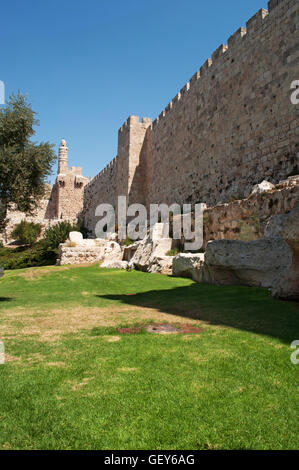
xmin=0 ymin=242 xmax=57 ymax=270
xmin=43 ymin=221 xmax=83 ymax=249
xmin=166 ymin=248 xmax=181 ymax=257
xmin=122 ymin=237 xmax=134 ymax=247
xmin=12 ymin=221 xmax=41 ymax=246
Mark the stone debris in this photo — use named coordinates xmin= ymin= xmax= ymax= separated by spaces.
xmin=250 ymin=180 xmax=275 ymax=195
xmin=172 ymin=253 xmax=205 ymax=282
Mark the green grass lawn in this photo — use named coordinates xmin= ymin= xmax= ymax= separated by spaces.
xmin=0 ymin=264 xmax=298 ymax=450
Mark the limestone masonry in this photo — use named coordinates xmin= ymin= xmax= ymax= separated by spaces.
xmin=83 ymin=0 xmax=299 ymax=235
xmin=0 ymin=139 xmax=89 ymax=244
xmin=1 ymin=0 xmax=298 ymax=245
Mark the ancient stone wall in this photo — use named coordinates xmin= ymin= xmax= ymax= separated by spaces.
xmin=0 ymin=140 xmax=89 ymax=244
xmin=82 ymin=158 xmax=117 ymax=237
xmin=55 ymin=139 xmax=89 ymax=219
xmin=0 ymin=185 xmax=60 ymax=245
xmin=81 ymin=0 xmax=299 ymax=235
xmin=117 ymin=116 xmax=152 ymax=207
xmin=147 ymin=0 xmax=298 ymax=207
xmin=201 ymin=175 xmax=299 ymax=248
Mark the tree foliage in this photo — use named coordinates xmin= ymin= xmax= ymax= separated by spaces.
xmin=0 ymin=93 xmax=56 ymax=228
xmin=11 ymin=220 xmax=41 ymax=246
xmin=43 ymin=221 xmax=81 ymax=249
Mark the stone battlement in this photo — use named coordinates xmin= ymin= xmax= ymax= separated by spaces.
xmin=82 ymin=0 xmax=298 ymax=235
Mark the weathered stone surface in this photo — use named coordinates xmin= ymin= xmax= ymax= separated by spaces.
xmin=122 ymin=241 xmax=141 ymax=262
xmin=58 ymin=245 xmax=103 ymax=265
xmin=68 ymin=231 xmax=83 ymax=244
xmin=172 ymin=253 xmax=205 ymax=282
xmin=148 ymin=256 xmax=173 ymax=275
xmin=200 ymin=238 xmax=291 ymax=288
xmin=127 ymin=235 xmax=153 ymax=271
xmin=128 ymin=231 xmax=174 ymax=272
xmin=106 ymin=232 xmax=118 ymax=241
xmin=251 ymin=180 xmax=275 ymax=195
xmin=152 ymin=238 xmax=173 ymax=257
xmin=150 ymin=223 xmax=169 ymax=241
xmin=264 ymin=214 xmax=289 ymax=239
xmin=83 ymin=1 xmax=298 ymax=236
xmin=58 ymin=237 xmax=123 ymax=266
xmin=271 ymin=199 xmax=299 ymax=300
xmin=2 ymin=3 xmax=298 ymax=251
xmin=101 ymin=260 xmax=128 ymax=270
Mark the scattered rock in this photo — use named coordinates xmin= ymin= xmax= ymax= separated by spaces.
xmin=172 ymin=253 xmax=205 ymax=282
xmin=101 ymin=260 xmax=128 ymax=269
xmin=68 ymin=231 xmax=83 ymax=243
xmin=122 ymin=241 xmax=141 ymax=261
xmin=128 ymin=225 xmax=175 ymax=272
xmin=148 ymin=256 xmax=173 ymax=274
xmin=250 ymin=180 xmax=275 ymax=195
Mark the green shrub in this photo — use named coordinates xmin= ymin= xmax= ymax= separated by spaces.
xmin=166 ymin=248 xmax=181 ymax=257
xmin=0 ymin=242 xmax=57 ymax=270
xmin=43 ymin=221 xmax=80 ymax=249
xmin=12 ymin=221 xmax=41 ymax=246
xmin=122 ymin=236 xmax=134 ymax=247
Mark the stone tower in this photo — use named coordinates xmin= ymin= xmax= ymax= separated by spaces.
xmin=53 ymin=139 xmax=89 ymax=219
xmin=58 ymin=139 xmax=69 ymax=174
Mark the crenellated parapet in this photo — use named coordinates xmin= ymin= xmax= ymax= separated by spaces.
xmin=82 ymin=0 xmax=298 ymax=232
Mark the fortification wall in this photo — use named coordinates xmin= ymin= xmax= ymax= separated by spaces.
xmin=117 ymin=116 xmax=152 ymax=207
xmin=56 ymin=173 xmax=88 ymax=219
xmin=83 ymin=116 xmax=152 ymax=235
xmin=0 ymin=140 xmax=89 ymax=245
xmin=0 ymin=185 xmax=60 ymax=245
xmin=201 ymin=175 xmax=299 ymax=248
xmin=81 ymin=0 xmax=298 ymax=235
xmin=147 ymin=0 xmax=298 ymax=207
xmin=83 ymin=157 xmax=118 ymax=236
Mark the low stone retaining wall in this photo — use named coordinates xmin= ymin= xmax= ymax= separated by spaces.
xmin=201 ymin=176 xmax=298 ymax=248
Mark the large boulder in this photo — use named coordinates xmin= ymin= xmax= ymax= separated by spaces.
xmin=123 ymin=240 xmax=142 ymax=262
xmin=172 ymin=253 xmax=205 ymax=282
xmin=150 ymin=223 xmax=169 ymax=241
xmin=128 ymin=224 xmax=174 ymax=272
xmin=271 ymin=199 xmax=299 ymax=300
xmin=200 ymin=238 xmax=291 ymax=288
xmin=148 ymin=256 xmax=173 ymax=275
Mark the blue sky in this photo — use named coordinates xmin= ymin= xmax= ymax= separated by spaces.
xmin=1 ymin=0 xmax=267 ymax=182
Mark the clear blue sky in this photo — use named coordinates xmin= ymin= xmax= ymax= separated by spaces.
xmin=1 ymin=0 xmax=268 ymax=182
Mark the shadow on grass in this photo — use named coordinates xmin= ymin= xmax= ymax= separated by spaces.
xmin=0 ymin=297 xmax=13 ymax=302
xmin=97 ymin=282 xmax=299 ymax=344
